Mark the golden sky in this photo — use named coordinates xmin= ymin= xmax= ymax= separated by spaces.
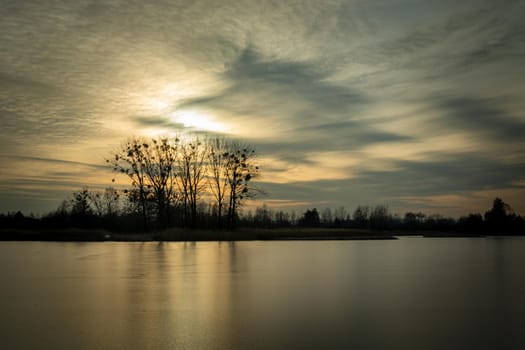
xmin=1 ymin=0 xmax=525 ymax=216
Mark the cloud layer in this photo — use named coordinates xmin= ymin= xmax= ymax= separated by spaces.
xmin=1 ymin=0 xmax=525 ymax=215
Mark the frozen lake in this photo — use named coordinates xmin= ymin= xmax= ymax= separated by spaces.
xmin=1 ymin=237 xmax=524 ymax=349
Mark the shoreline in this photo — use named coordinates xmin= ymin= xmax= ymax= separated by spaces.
xmin=1 ymin=227 xmax=516 ymax=242
xmin=0 ymin=227 xmax=398 ymax=242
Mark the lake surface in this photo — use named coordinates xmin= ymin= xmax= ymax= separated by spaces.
xmin=1 ymin=238 xmax=524 ymax=349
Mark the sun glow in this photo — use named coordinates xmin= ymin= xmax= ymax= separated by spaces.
xmin=148 ymin=99 xmax=169 ymax=111
xmin=170 ymin=110 xmax=228 ymax=133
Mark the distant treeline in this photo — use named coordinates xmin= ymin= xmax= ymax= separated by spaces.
xmin=234 ymin=197 xmax=524 ymax=234
xmin=289 ymin=198 xmax=524 ymax=235
xmin=1 ymin=197 xmax=523 ymax=236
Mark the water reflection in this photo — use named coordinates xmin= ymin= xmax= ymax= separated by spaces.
xmin=0 ymin=239 xmax=525 ymax=349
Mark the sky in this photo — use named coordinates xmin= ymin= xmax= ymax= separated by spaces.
xmin=1 ymin=0 xmax=525 ymax=217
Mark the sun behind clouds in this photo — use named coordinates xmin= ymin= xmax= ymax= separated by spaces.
xmin=170 ymin=110 xmax=229 ymax=133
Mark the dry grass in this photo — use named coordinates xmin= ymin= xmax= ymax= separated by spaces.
xmin=152 ymin=227 xmax=397 ymax=241
xmin=1 ymin=227 xmax=397 ymax=242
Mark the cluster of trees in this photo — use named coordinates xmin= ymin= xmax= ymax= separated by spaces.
xmin=0 ymin=135 xmax=261 ymax=232
xmin=458 ymin=197 xmax=524 ymax=234
xmin=107 ymin=136 xmax=259 ymax=230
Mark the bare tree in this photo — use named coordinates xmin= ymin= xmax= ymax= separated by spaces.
xmin=88 ymin=187 xmax=121 ymax=217
xmin=206 ymin=137 xmax=229 ymax=229
xmin=334 ymin=206 xmax=348 ymax=224
xmin=353 ymin=205 xmax=369 ymax=228
xmin=223 ymin=142 xmax=260 ymax=229
xmin=142 ymin=138 xmax=179 ymax=227
xmin=109 ymin=137 xmax=179 ymax=229
xmin=109 ymin=138 xmax=152 ymax=228
xmin=176 ymin=137 xmax=207 ymax=227
xmin=71 ymin=187 xmax=92 ymax=216
xmin=321 ymin=207 xmax=333 ymax=226
xmin=369 ymin=205 xmax=390 ymax=230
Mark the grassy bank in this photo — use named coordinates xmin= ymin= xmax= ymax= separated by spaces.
xmin=0 ymin=227 xmax=398 ymax=242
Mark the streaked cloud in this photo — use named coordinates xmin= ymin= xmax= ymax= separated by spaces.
xmin=1 ymin=0 xmax=524 ymax=216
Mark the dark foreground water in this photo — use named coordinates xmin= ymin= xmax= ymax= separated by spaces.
xmin=1 ymin=238 xmax=525 ymax=349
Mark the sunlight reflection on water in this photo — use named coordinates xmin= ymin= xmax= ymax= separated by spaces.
xmin=1 ymin=238 xmax=524 ymax=349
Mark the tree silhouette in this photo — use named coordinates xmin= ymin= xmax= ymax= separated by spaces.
xmin=299 ymin=208 xmax=320 ymax=227
xmin=109 ymin=137 xmax=178 ymax=228
xmin=484 ymin=197 xmax=513 ymax=233
xmin=206 ymin=137 xmax=230 ymax=229
xmin=88 ymin=187 xmax=121 ymax=217
xmin=177 ymin=138 xmax=207 ymax=228
xmin=369 ymin=205 xmax=390 ymax=230
xmin=107 ymin=135 xmax=261 ymax=231
xmin=353 ymin=205 xmax=369 ymax=228
xmin=223 ymin=142 xmax=260 ymax=229
xmin=71 ymin=187 xmax=92 ymax=217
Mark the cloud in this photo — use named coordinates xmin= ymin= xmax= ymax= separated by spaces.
xmin=0 ymin=70 xmax=103 ymax=150
xmin=258 ymin=149 xmax=525 ymax=214
xmin=176 ymin=47 xmax=415 ymax=159
xmin=431 ymin=96 xmax=525 ymax=142
xmin=8 ymin=156 xmax=108 ymax=171
xmin=225 ymin=47 xmax=367 ymax=113
xmin=356 ymin=155 xmax=525 ymax=196
xmin=179 ymin=47 xmax=368 ymax=126
xmin=1 ymin=0 xmax=525 ymax=215
xmin=131 ymin=115 xmax=186 ymax=130
xmin=334 ymin=0 xmax=525 ymax=94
